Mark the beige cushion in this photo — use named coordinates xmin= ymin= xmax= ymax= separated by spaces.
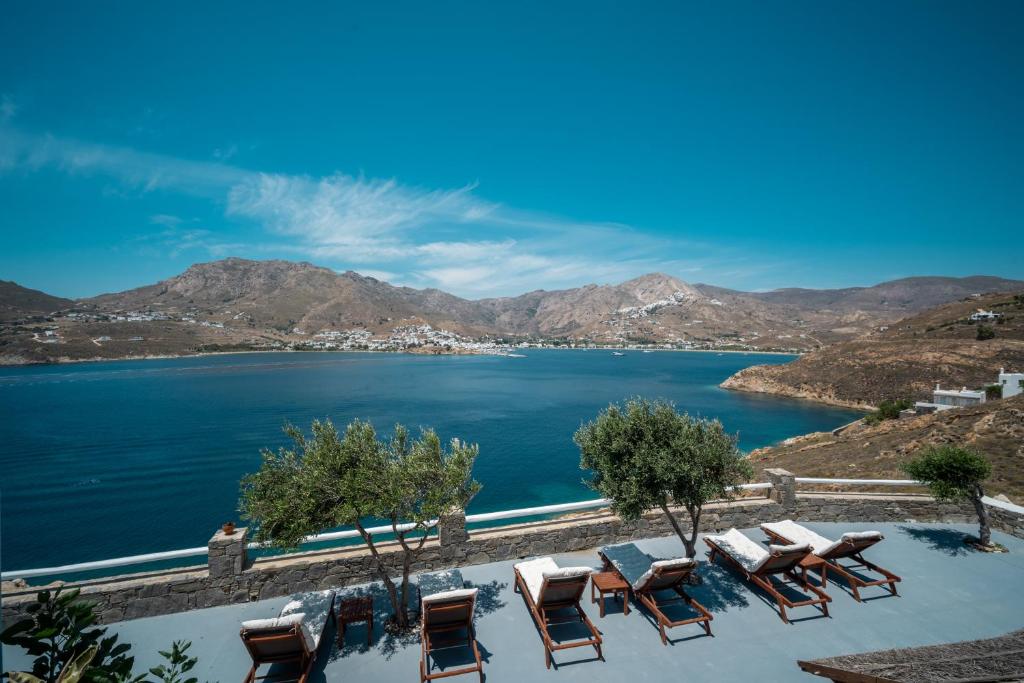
xmin=422 ymin=587 xmax=478 ymax=606
xmin=632 ymin=557 xmax=696 ymax=591
xmin=514 ymin=557 xmax=592 ymax=603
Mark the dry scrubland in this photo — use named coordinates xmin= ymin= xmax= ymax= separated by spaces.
xmin=752 ymin=394 xmax=1024 ymax=503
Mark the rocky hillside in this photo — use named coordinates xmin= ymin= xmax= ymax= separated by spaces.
xmin=751 ymin=395 xmax=1024 ymax=502
xmin=3 ymin=259 xmax=1022 ymax=364
xmin=723 ymin=291 xmax=1024 ymax=408
xmin=0 ymin=281 xmax=72 ymax=321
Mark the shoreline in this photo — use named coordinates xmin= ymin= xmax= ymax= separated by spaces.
xmin=0 ymin=345 xmax=802 ymax=369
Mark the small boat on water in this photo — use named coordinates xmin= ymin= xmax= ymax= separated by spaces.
xmin=612 ymin=351 xmax=625 ymax=356
xmin=642 ymin=350 xmax=653 ymax=353
xmin=507 ymin=353 xmax=527 ymax=358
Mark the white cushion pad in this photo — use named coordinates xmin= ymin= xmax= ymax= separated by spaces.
xmin=707 ymin=528 xmax=770 ymax=573
xmin=762 ymin=520 xmax=882 ymax=557
xmin=422 ymin=587 xmax=478 ymax=606
xmin=632 ymin=557 xmax=696 ymax=591
xmin=280 ymin=589 xmax=335 ymax=650
xmin=514 ymin=557 xmax=591 ymax=603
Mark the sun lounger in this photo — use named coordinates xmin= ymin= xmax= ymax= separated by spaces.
xmin=240 ymin=589 xmax=336 ymax=683
xmin=760 ymin=520 xmax=900 ymax=601
xmin=420 ymin=587 xmax=484 ymax=682
xmin=599 ymin=542 xmax=712 ymax=644
xmin=705 ymin=528 xmax=830 ymax=623
xmin=513 ymin=557 xmax=602 ymax=668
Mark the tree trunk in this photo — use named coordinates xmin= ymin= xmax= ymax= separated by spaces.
xmin=357 ymin=522 xmax=406 ymax=628
xmin=686 ymin=505 xmax=702 ymax=559
xmin=972 ymin=485 xmax=992 ymax=547
xmin=659 ymin=502 xmax=695 ymax=557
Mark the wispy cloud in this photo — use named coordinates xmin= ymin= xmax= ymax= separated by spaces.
xmin=0 ymin=124 xmax=766 ymax=297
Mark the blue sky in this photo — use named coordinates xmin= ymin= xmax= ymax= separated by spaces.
xmin=1 ymin=2 xmax=1022 ymax=299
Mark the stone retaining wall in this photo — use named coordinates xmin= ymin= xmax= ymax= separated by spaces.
xmin=3 ymin=470 xmax=1017 ymax=627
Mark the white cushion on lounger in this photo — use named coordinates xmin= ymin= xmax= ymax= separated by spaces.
xmin=422 ymin=587 xmax=478 ymax=605
xmin=515 ymin=557 xmax=559 ymax=603
xmin=762 ymin=520 xmax=882 ymax=556
xmin=631 ymin=557 xmax=696 ymax=591
xmin=241 ymin=612 xmax=310 ymax=650
xmin=514 ymin=557 xmax=592 ymax=603
xmin=768 ymin=542 xmax=811 ymax=555
xmin=761 ymin=520 xmax=833 ymax=555
xmin=707 ymin=528 xmax=770 ymax=573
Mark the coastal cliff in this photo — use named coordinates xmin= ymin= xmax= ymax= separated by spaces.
xmin=722 ymin=291 xmax=1024 ymax=408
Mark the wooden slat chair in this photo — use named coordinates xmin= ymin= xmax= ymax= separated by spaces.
xmin=513 ymin=557 xmax=603 ymax=669
xmin=240 ymin=589 xmax=336 ymax=683
xmin=599 ymin=542 xmax=712 ymax=645
xmin=761 ymin=520 xmax=901 ymax=602
xmin=420 ymin=587 xmax=483 ymax=683
xmin=704 ymin=528 xmax=831 ymax=624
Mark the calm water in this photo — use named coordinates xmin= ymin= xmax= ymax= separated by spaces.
xmin=0 ymin=350 xmax=861 ymax=572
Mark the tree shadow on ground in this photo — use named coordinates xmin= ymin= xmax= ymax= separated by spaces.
xmin=897 ymin=525 xmax=975 ymax=557
xmin=688 ymin=560 xmax=750 ymax=613
xmin=331 ymin=579 xmax=507 ymax=662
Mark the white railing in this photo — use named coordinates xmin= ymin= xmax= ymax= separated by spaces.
xmin=795 ymin=477 xmax=922 ymax=486
xmin=0 ymin=481 xmax=799 ymax=582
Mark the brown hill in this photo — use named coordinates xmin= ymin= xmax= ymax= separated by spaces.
xmin=722 ymin=291 xmax=1024 ymax=408
xmin=751 ymin=395 xmax=1024 ymax=503
xmin=0 ymin=281 xmax=72 ymax=321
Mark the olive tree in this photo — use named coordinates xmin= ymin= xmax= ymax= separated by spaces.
xmin=903 ymin=445 xmax=993 ymax=546
xmin=240 ymin=419 xmax=480 ymax=629
xmin=575 ymin=398 xmax=752 ymax=557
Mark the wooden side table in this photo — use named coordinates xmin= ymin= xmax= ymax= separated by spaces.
xmin=337 ymin=596 xmax=374 ymax=647
xmin=798 ymin=554 xmax=829 ymax=588
xmin=591 ymin=571 xmax=630 ymax=617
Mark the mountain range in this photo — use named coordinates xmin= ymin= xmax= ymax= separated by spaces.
xmin=1 ymin=258 xmax=1022 ymax=365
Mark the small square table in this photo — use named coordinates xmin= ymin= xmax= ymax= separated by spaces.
xmin=591 ymin=570 xmax=630 ymax=617
xmin=798 ymin=554 xmax=829 ymax=587
xmin=336 ymin=595 xmax=374 ymax=647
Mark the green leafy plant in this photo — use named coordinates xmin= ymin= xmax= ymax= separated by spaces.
xmin=7 ymin=645 xmax=98 ymax=683
xmin=575 ymin=397 xmax=753 ymax=557
xmin=0 ymin=587 xmax=137 ymax=683
xmin=240 ymin=419 xmax=481 ymax=629
xmin=864 ymin=398 xmax=913 ymax=424
xmin=976 ymin=325 xmax=995 ymax=340
xmin=985 ymin=384 xmax=1003 ymax=401
xmin=147 ymin=641 xmax=197 ymax=683
xmin=903 ymin=445 xmax=994 ymax=546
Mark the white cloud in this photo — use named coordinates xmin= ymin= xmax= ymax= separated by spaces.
xmin=0 ymin=125 xmax=760 ymax=297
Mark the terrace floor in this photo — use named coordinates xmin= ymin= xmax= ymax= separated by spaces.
xmin=5 ymin=522 xmax=1024 ymax=682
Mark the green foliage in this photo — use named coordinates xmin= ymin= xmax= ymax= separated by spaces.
xmin=147 ymin=641 xmax=197 ymax=683
xmin=903 ymin=445 xmax=991 ymax=502
xmin=864 ymin=398 xmax=913 ymax=425
xmin=8 ymin=646 xmax=98 ymax=683
xmin=0 ymin=587 xmax=138 ymax=683
xmin=240 ymin=418 xmax=481 ymax=626
xmin=575 ymin=397 xmax=752 ymax=555
xmin=985 ymin=384 xmax=1003 ymax=401
xmin=976 ymin=325 xmax=995 ymax=340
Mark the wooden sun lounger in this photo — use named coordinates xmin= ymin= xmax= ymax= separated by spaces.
xmin=513 ymin=557 xmax=603 ymax=669
xmin=420 ymin=587 xmax=484 ymax=682
xmin=704 ymin=529 xmax=830 ymax=624
xmin=761 ymin=520 xmax=901 ymax=602
xmin=240 ymin=590 xmax=336 ymax=683
xmin=599 ymin=543 xmax=712 ymax=645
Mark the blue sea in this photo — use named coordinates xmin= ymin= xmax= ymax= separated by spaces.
xmin=0 ymin=350 xmax=861 ymax=574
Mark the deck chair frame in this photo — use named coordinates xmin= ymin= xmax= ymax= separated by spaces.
xmin=704 ymin=537 xmax=831 ymax=624
xmin=598 ymin=551 xmax=712 ymax=645
xmin=513 ymin=566 xmax=603 ymax=669
xmin=761 ymin=526 xmax=901 ymax=602
xmin=420 ymin=596 xmax=484 ymax=682
xmin=240 ymin=613 xmax=334 ymax=683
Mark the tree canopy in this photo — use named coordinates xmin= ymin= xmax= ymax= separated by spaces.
xmin=575 ymin=397 xmax=752 ymax=556
xmin=903 ymin=445 xmax=993 ymax=546
xmin=240 ymin=418 xmax=480 ymax=626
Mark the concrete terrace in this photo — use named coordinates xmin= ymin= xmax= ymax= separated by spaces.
xmin=5 ymin=522 xmax=1024 ymax=682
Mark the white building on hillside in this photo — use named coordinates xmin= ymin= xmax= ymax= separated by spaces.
xmin=999 ymin=368 xmax=1024 ymax=398
xmin=970 ymin=310 xmax=1003 ymax=322
xmin=914 ymin=384 xmax=986 ymax=413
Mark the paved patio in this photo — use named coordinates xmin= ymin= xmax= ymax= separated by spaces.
xmin=5 ymin=522 xmax=1024 ymax=682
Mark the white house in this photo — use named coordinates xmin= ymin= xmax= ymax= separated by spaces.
xmin=999 ymin=368 xmax=1024 ymax=399
xmin=914 ymin=384 xmax=986 ymax=413
xmin=970 ymin=310 xmax=1003 ymax=322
